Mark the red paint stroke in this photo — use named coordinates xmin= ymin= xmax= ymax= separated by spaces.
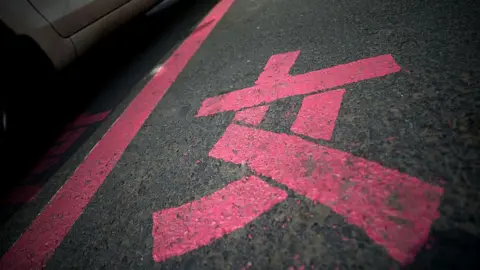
xmin=255 ymin=51 xmax=300 ymax=84
xmin=0 ymin=185 xmax=41 ymax=204
xmin=233 ymin=105 xmax=269 ymax=126
xmin=0 ymin=1 xmax=235 ymax=268
xmin=31 ymin=157 xmax=60 ymax=174
xmin=386 ymin=136 xmax=397 ymax=142
xmin=22 ymin=128 xmax=86 ymax=186
xmin=196 ymin=54 xmax=401 ymax=117
xmin=209 ymin=124 xmax=444 ymax=264
xmin=291 ymin=89 xmax=346 ymax=140
xmin=57 ymin=129 xmax=77 ymax=142
xmin=67 ymin=111 xmax=111 ymax=128
xmin=47 ymin=127 xmax=87 ymax=156
xmin=152 ymin=175 xmax=287 ymax=262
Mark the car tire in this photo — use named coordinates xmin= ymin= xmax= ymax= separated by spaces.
xmin=1 ymin=34 xmax=56 ymax=133
xmin=0 ymin=29 xmax=56 ymax=182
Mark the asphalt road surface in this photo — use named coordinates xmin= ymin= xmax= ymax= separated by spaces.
xmin=1 ymin=0 xmax=479 ymax=269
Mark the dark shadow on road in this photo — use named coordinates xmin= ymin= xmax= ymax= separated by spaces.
xmin=0 ymin=0 xmax=219 ymax=224
xmin=405 ymin=228 xmax=480 ymax=270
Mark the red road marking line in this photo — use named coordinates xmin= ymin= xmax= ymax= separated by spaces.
xmin=209 ymin=124 xmax=444 ymax=264
xmin=67 ymin=111 xmax=111 ymax=128
xmin=0 ymin=1 xmax=236 ymax=268
xmin=47 ymin=127 xmax=87 ymax=156
xmin=196 ymin=54 xmax=401 ymax=117
xmin=291 ymin=89 xmax=346 ymax=140
xmin=233 ymin=105 xmax=269 ymax=126
xmin=0 ymin=185 xmax=41 ymax=204
xmin=255 ymin=51 xmax=300 ymax=84
xmin=152 ymin=175 xmax=287 ymax=262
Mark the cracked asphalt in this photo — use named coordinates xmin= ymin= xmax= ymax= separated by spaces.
xmin=1 ymin=0 xmax=479 ymax=269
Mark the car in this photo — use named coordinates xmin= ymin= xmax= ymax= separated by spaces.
xmin=0 ymin=0 xmax=180 ymax=70
xmin=0 ymin=0 xmax=179 ymax=137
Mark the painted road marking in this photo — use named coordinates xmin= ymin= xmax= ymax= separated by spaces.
xmin=1 ymin=111 xmax=110 ymax=205
xmin=30 ymin=111 xmax=111 ymax=176
xmin=188 ymin=51 xmax=443 ymax=264
xmin=46 ymin=127 xmax=88 ymax=156
xmin=67 ymin=111 xmax=111 ymax=129
xmin=0 ymin=0 xmax=236 ymax=269
xmin=33 ymin=111 xmax=111 ymax=174
xmin=152 ymin=175 xmax=287 ymax=262
xmin=290 ymin=89 xmax=346 ymax=140
xmin=209 ymin=123 xmax=443 ymax=263
xmin=31 ymin=157 xmax=60 ymax=175
xmin=196 ymin=53 xmax=401 ymax=117
xmin=233 ymin=105 xmax=270 ymax=126
xmin=254 ymin=50 xmax=300 ymax=84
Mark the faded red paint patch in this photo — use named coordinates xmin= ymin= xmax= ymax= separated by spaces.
xmin=27 ymin=111 xmax=110 ymax=178
xmin=0 ymin=0 xmax=236 ymax=268
xmin=386 ymin=136 xmax=397 ymax=142
xmin=67 ymin=111 xmax=111 ymax=128
xmin=57 ymin=129 xmax=78 ymax=142
xmin=31 ymin=157 xmax=60 ymax=174
xmin=0 ymin=185 xmax=41 ymax=204
xmin=233 ymin=105 xmax=269 ymax=126
xmin=152 ymin=175 xmax=287 ymax=262
xmin=4 ymin=116 xmax=105 ymax=204
xmin=291 ymin=89 xmax=346 ymax=140
xmin=209 ymin=124 xmax=443 ymax=264
xmin=47 ymin=127 xmax=87 ymax=156
xmin=196 ymin=54 xmax=401 ymax=117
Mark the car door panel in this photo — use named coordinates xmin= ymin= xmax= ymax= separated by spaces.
xmin=28 ymin=0 xmax=130 ymax=37
xmin=70 ymin=0 xmax=157 ymax=55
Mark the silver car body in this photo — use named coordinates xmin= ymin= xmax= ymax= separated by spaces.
xmin=0 ymin=0 xmax=174 ymax=69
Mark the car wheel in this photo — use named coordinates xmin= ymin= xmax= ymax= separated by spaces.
xmin=0 ymin=31 xmax=56 ymax=173
xmin=2 ymin=34 xmax=56 ymax=123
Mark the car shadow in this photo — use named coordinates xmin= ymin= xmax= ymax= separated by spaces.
xmin=0 ymin=0 xmax=220 ymax=224
xmin=405 ymin=228 xmax=480 ymax=270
